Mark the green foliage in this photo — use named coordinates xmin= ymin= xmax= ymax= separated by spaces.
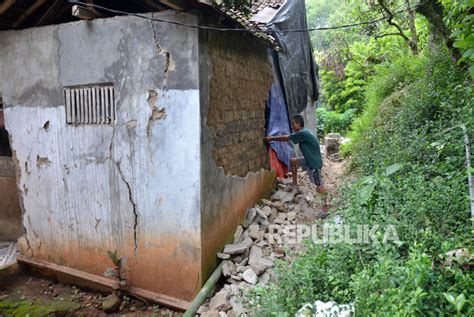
xmin=316 ymin=107 xmax=356 ymax=136
xmin=245 ymin=51 xmax=474 ymax=316
xmin=442 ymin=0 xmax=474 ymax=78
xmin=0 ymin=299 xmax=80 ymax=316
xmin=355 ymin=163 xmax=404 ymax=206
xmin=341 ymin=54 xmax=426 ymax=156
xmin=105 ymin=250 xmax=128 ymax=291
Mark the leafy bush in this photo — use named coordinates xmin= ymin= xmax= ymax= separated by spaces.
xmin=316 ymin=107 xmax=356 ymax=136
xmin=341 ymin=54 xmax=426 ymax=157
xmin=245 ymin=52 xmax=473 ymax=316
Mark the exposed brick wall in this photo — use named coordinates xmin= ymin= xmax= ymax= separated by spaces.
xmin=0 ymin=157 xmax=22 ymax=240
xmin=207 ymin=33 xmax=273 ymax=176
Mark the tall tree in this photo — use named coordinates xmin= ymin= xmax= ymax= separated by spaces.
xmin=416 ymin=0 xmax=461 ymax=61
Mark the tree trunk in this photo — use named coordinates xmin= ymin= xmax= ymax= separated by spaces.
xmin=415 ymin=0 xmax=461 ymax=61
xmin=406 ymin=0 xmax=418 ymax=55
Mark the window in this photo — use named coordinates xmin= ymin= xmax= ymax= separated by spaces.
xmin=64 ymin=84 xmax=116 ymax=125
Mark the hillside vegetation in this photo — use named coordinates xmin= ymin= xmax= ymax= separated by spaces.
xmin=246 ymin=0 xmax=473 ymax=315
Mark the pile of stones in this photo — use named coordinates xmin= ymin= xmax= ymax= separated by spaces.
xmin=199 ymin=176 xmax=325 ymax=317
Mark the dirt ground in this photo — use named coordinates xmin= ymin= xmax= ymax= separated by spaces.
xmin=0 ymin=273 xmax=182 ymax=316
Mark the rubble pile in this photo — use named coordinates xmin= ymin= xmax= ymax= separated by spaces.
xmin=199 ymin=174 xmax=327 ymax=317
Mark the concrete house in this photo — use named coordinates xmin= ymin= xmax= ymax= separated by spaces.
xmin=0 ymin=0 xmax=317 ymax=306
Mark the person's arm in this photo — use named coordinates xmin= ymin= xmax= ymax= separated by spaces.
xmin=264 ymin=135 xmax=290 ymax=142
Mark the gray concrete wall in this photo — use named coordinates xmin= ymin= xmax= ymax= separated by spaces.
xmin=199 ymin=30 xmax=276 ymax=279
xmin=0 ymin=12 xmax=202 ymax=300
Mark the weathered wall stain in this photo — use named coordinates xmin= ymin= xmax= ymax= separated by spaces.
xmin=146 ymin=89 xmax=167 ymax=136
xmin=0 ymin=157 xmax=22 ymax=241
xmin=1 ymin=13 xmax=202 ymax=300
xmin=36 ymin=155 xmax=51 ymax=168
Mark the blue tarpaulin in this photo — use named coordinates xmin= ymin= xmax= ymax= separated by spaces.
xmin=266 ymin=82 xmax=294 ymax=168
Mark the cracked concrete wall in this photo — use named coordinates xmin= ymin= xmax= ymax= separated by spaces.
xmin=199 ymin=30 xmax=276 ymax=280
xmin=0 ymin=12 xmax=201 ymax=300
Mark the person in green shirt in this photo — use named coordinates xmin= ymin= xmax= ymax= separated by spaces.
xmin=264 ymin=115 xmax=328 ymax=214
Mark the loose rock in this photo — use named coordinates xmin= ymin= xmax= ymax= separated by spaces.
xmin=102 ymin=293 xmax=121 ymax=313
xmin=272 ymin=190 xmax=296 ymax=203
xmin=241 ymin=268 xmax=258 ymax=285
xmin=243 ymin=208 xmax=257 ymax=228
xmin=209 ymin=291 xmax=231 ymax=311
xmin=201 ymin=310 xmax=220 ymax=317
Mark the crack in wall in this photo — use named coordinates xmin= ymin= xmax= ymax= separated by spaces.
xmin=150 ymin=13 xmax=175 ymax=95
xmin=55 ymin=25 xmax=62 ymax=94
xmin=27 ymin=214 xmax=42 ymax=252
xmin=115 ymin=160 xmax=139 ymax=255
xmin=108 ymin=127 xmax=139 ymax=255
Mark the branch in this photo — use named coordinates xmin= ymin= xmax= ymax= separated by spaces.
xmin=374 ymin=32 xmax=405 ymax=39
xmin=377 ymin=0 xmax=411 ymax=43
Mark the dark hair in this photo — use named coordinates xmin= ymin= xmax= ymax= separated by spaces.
xmin=292 ymin=115 xmax=304 ymax=127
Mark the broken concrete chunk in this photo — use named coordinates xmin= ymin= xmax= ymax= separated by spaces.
xmin=261 ymin=206 xmax=272 ymax=217
xmin=258 ymin=272 xmax=271 ymax=286
xmin=229 ymin=284 xmax=240 ymax=295
xmin=230 ymin=274 xmax=242 ymax=281
xmin=249 ymin=224 xmax=260 ymax=240
xmin=271 ymin=200 xmax=287 ymax=212
xmin=201 ymin=310 xmax=220 ymax=317
xmin=255 ymin=207 xmax=268 ymax=219
xmin=233 ymin=225 xmax=244 ymax=242
xmin=287 ymin=211 xmax=297 ymax=222
xmin=242 ymin=268 xmax=258 ymax=285
xmin=237 ymin=257 xmax=249 ymax=266
xmin=223 ymin=243 xmax=247 ymax=255
xmin=236 ymin=265 xmax=247 ymax=273
xmin=243 ymin=208 xmax=257 ymax=228
xmin=249 ymin=246 xmax=263 ymax=265
xmin=222 ymin=261 xmax=236 ymax=277
xmin=250 ymin=262 xmax=266 ymax=275
xmin=255 ymin=215 xmax=269 ymax=226
xmin=230 ymin=298 xmax=246 ymax=316
xmin=272 ymin=190 xmax=295 ymax=203
xmin=258 ymin=258 xmax=275 ymax=269
xmin=276 ymin=212 xmax=287 ymax=221
xmin=241 ymin=237 xmax=253 ymax=249
xmin=209 ymin=291 xmax=231 ymax=311
xmin=223 ymin=237 xmax=252 ymax=255
xmin=197 ymin=305 xmax=210 ymax=314
xmin=217 ymin=252 xmax=231 ymax=260
xmin=256 ymin=240 xmax=268 ymax=248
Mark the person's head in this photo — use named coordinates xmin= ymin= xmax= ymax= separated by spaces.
xmin=292 ymin=115 xmax=304 ymax=132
